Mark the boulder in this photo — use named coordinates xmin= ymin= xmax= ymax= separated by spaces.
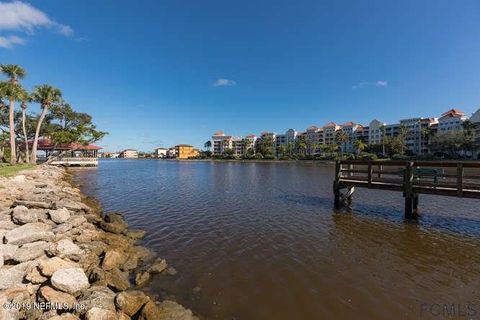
xmin=148 ymin=258 xmax=168 ymax=274
xmin=102 ymin=250 xmax=126 ymax=271
xmin=0 ymin=261 xmax=36 ymax=290
xmin=115 ymin=291 xmax=150 ymax=317
xmin=0 ymin=244 xmax=18 ymax=260
xmin=5 ymin=223 xmax=54 ymax=245
xmin=138 ymin=301 xmax=162 ymax=320
xmin=13 ymin=199 xmax=52 ymax=209
xmin=39 ymin=257 xmax=79 ymax=276
xmin=0 ymin=219 xmax=18 ymax=230
xmin=55 ymin=239 xmax=83 ymax=258
xmin=125 ymin=229 xmax=146 ymax=240
xmin=105 ymin=268 xmax=130 ymax=292
xmin=99 ymin=221 xmax=127 ymax=234
xmin=135 ymin=271 xmax=151 ymax=286
xmin=12 ymin=205 xmax=38 ymax=224
xmin=0 ymin=252 xmax=3 ymax=267
xmin=26 ymin=266 xmax=48 ymax=284
xmin=49 ymin=313 xmax=79 ymax=320
xmin=13 ymin=241 xmax=50 ymax=263
xmin=77 ymin=286 xmax=116 ymax=313
xmin=51 ymin=268 xmax=90 ymax=294
xmin=39 ymin=286 xmax=77 ymax=310
xmin=117 ymin=312 xmax=131 ymax=320
xmin=85 ymin=307 xmax=116 ymax=320
xmin=165 ymin=267 xmax=178 ymax=276
xmin=157 ymin=300 xmax=198 ymax=320
xmin=49 ymin=208 xmax=71 ymax=224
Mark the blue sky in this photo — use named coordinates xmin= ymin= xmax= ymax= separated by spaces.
xmin=1 ymin=0 xmax=479 ymax=151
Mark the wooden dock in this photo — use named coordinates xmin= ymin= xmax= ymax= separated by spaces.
xmin=333 ymin=160 xmax=480 ymax=218
xmin=49 ymin=157 xmax=98 ymax=167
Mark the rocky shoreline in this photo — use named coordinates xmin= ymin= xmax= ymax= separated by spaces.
xmin=0 ymin=165 xmax=198 ymax=320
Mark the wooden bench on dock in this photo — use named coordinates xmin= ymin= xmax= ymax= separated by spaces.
xmin=333 ymin=160 xmax=480 ymax=219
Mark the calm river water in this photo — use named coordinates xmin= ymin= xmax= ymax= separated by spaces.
xmin=73 ymin=159 xmax=480 ymax=320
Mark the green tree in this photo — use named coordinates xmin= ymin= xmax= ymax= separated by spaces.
xmin=398 ymin=124 xmax=409 ymax=154
xmin=379 ymin=125 xmax=386 ymax=156
xmin=204 ymin=140 xmax=212 ymax=151
xmin=295 ymin=135 xmax=307 ymax=157
xmin=278 ymin=144 xmax=287 ymax=158
xmin=336 ymin=130 xmax=350 ymax=156
xmin=354 ymin=139 xmax=366 ymax=155
xmin=0 ymin=64 xmax=27 ymax=164
xmin=30 ymin=84 xmax=62 ymax=163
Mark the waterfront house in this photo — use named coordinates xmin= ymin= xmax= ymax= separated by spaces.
xmin=119 ymin=149 xmax=138 ymax=159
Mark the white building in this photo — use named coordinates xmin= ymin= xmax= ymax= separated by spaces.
xmin=323 ymin=122 xmax=340 ymax=145
xmin=154 ymin=147 xmax=168 ymax=158
xmin=368 ymin=119 xmax=386 ymax=145
xmin=469 ymin=108 xmax=480 ymax=159
xmin=339 ymin=122 xmax=360 ymax=153
xmin=438 ymin=109 xmax=467 ymax=133
xmin=305 ymin=126 xmax=324 ymax=155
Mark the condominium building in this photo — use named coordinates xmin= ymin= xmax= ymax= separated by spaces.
xmin=275 ymin=129 xmax=297 ymax=155
xmin=323 ymin=122 xmax=340 ymax=145
xmin=339 ymin=122 xmax=360 ymax=153
xmin=208 ymin=107 xmax=479 ymax=157
xmin=119 ymin=149 xmax=138 ymax=159
xmin=305 ymin=126 xmax=324 ymax=155
xmin=470 ymin=109 xmax=480 ymax=159
xmin=438 ymin=109 xmax=467 ymax=133
xmin=175 ymin=144 xmax=199 ymax=159
xmin=212 ymin=131 xmax=232 ymax=155
xmin=368 ymin=120 xmax=386 ymax=145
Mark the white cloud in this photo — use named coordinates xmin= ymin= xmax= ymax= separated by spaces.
xmin=0 ymin=35 xmax=25 ymax=48
xmin=375 ymin=80 xmax=388 ymax=87
xmin=213 ymin=78 xmax=237 ymax=87
xmin=352 ymin=80 xmax=388 ymax=89
xmin=0 ymin=1 xmax=74 ymax=48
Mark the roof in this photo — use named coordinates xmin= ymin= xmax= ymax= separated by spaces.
xmin=212 ymin=131 xmax=225 ymax=136
xmin=324 ymin=122 xmax=337 ymax=128
xmin=441 ymin=109 xmax=465 ymax=117
xmin=245 ymin=134 xmax=256 ymax=138
xmin=340 ymin=121 xmax=356 ymax=127
xmin=32 ymin=138 xmax=102 ymax=151
xmin=176 ymin=144 xmax=193 ymax=147
xmin=306 ymin=125 xmax=319 ymax=131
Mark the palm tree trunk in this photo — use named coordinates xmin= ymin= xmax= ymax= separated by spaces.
xmin=31 ymin=106 xmax=48 ymax=164
xmin=8 ymin=99 xmax=16 ymax=164
xmin=21 ymin=109 xmax=29 ymax=162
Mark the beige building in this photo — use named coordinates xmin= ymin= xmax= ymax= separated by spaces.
xmin=175 ymin=144 xmax=199 ymax=159
xmin=119 ymin=149 xmax=138 ymax=159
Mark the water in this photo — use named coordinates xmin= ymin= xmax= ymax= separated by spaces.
xmin=73 ymin=160 xmax=480 ymax=319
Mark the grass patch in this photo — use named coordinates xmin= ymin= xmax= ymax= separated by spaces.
xmin=0 ymin=163 xmax=34 ymax=177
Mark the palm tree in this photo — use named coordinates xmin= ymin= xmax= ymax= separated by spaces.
xmin=0 ymin=64 xmax=26 ymax=164
xmin=30 ymin=84 xmax=62 ymax=164
xmin=20 ymin=92 xmax=31 ymax=162
xmin=336 ymin=130 xmax=350 ymax=156
xmin=354 ymin=139 xmax=366 ymax=155
xmin=398 ymin=124 xmax=410 ymax=154
xmin=241 ymin=138 xmax=250 ymax=155
xmin=420 ymin=127 xmax=433 ymax=155
xmin=379 ymin=125 xmax=386 ymax=156
xmin=204 ymin=140 xmax=212 ymax=151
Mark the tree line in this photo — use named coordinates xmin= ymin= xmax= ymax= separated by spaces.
xmin=0 ymin=64 xmax=107 ymax=164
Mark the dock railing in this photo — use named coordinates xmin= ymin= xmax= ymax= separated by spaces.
xmin=334 ymin=160 xmax=480 ymax=218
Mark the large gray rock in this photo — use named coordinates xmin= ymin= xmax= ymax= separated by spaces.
xmin=49 ymin=208 xmax=71 ymax=224
xmin=148 ymin=258 xmax=168 ymax=274
xmin=51 ymin=267 xmax=90 ymax=294
xmin=13 ymin=241 xmax=50 ymax=263
xmin=105 ymin=268 xmax=130 ymax=292
xmin=156 ymin=300 xmax=198 ymax=320
xmin=12 ymin=205 xmax=38 ymax=224
xmin=5 ymin=223 xmax=54 ymax=245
